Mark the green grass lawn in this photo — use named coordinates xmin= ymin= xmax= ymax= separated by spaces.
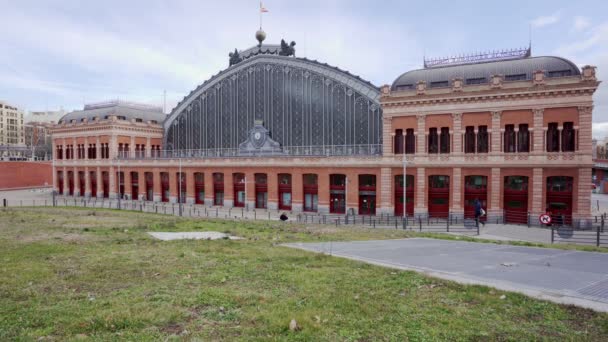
xmin=1 ymin=207 xmax=607 ymax=341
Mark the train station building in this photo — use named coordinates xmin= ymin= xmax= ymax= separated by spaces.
xmin=50 ymin=31 xmax=600 ymax=225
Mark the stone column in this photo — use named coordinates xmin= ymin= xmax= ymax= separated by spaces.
xmin=153 ymin=169 xmax=162 ymax=202
xmin=452 ymin=113 xmax=462 ymax=154
xmin=109 ymin=135 xmax=118 ymax=160
xmin=186 ymin=170 xmax=195 ymax=204
xmin=84 ymin=167 xmax=91 ymax=197
xmin=382 ymin=117 xmax=393 ymax=156
xmin=378 ymin=167 xmax=393 ymax=215
xmin=416 ymin=115 xmax=426 ymax=154
xmin=95 ymin=137 xmax=101 ymax=160
xmin=489 ymin=168 xmax=501 ymax=217
xmin=109 ymin=166 xmax=116 ymax=199
xmin=451 ymin=167 xmax=462 ymax=218
xmin=531 ymin=168 xmax=543 ymax=216
xmin=146 ymin=137 xmax=152 ymax=158
xmin=532 ymin=108 xmax=544 ymax=153
xmin=415 ymin=167 xmax=426 ymax=217
xmin=491 ymin=111 xmax=501 ymax=153
xmin=83 ymin=137 xmax=88 ymax=160
xmin=130 ymin=136 xmax=135 ymax=158
xmin=96 ymin=167 xmax=103 ymax=198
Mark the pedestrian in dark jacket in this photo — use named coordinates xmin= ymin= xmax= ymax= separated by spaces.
xmin=474 ymin=199 xmax=485 ymax=227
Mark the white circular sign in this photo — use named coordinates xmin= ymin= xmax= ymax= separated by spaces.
xmin=254 ymin=132 xmax=261 ymax=140
xmin=539 ymin=214 xmax=552 ymax=225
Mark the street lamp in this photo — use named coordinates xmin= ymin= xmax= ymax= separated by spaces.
xmin=173 ymin=120 xmax=183 ymax=216
xmin=403 ymin=137 xmax=407 ymax=222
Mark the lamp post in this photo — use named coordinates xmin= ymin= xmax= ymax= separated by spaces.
xmin=403 ymin=136 xmax=407 ymax=222
xmin=173 ymin=120 xmax=182 ymax=216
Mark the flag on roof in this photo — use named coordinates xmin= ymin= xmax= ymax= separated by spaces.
xmin=260 ymin=2 xmax=268 ymax=13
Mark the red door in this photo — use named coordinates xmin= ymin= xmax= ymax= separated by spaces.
xmin=195 ymin=173 xmax=205 ymax=205
xmin=131 ymin=172 xmax=139 ymax=200
xmin=90 ymin=171 xmax=97 ymax=198
xmin=464 ymin=176 xmax=487 ymax=222
xmin=233 ymin=173 xmax=245 ymax=207
xmin=395 ymin=175 xmax=414 ymax=217
xmin=102 ymin=172 xmax=109 ymax=198
xmin=57 ymin=171 xmax=64 ymax=195
xmin=145 ymin=173 xmax=154 ymax=201
xmin=330 ymin=174 xmax=346 ymax=214
xmin=504 ymin=176 xmax=528 ymax=224
xmin=161 ymin=173 xmax=169 ymax=202
xmin=68 ymin=171 xmax=74 ymax=196
xmin=546 ymin=176 xmax=573 ymax=225
xmin=428 ymin=175 xmax=449 ymax=218
xmin=78 ymin=171 xmax=85 ymax=197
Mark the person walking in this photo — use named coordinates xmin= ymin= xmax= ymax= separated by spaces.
xmin=474 ymin=198 xmax=485 ymax=228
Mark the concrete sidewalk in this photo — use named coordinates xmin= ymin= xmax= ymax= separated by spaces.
xmin=284 ymin=238 xmax=608 ymax=312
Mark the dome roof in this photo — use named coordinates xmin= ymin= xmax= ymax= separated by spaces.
xmin=391 ymin=56 xmax=581 ymax=91
xmin=59 ymin=100 xmax=166 ymax=124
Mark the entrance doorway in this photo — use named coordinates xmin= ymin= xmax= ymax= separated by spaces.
xmin=194 ymin=172 xmax=204 ymax=204
xmin=255 ymin=173 xmax=268 ymax=209
xmin=213 ymin=173 xmax=224 ymax=205
xmin=233 ymin=173 xmax=245 ymax=207
xmin=330 ymin=174 xmax=346 ymax=214
xmin=90 ymin=171 xmax=97 ymax=198
xmin=358 ymin=174 xmax=376 ymax=215
xmin=131 ymin=172 xmax=139 ymax=200
xmin=394 ymin=174 xmax=414 ymax=217
xmin=278 ymin=174 xmax=292 ymax=210
xmin=464 ymin=175 xmax=487 ymax=221
xmin=428 ymin=175 xmax=449 ymax=218
xmin=546 ymin=176 xmax=573 ymax=225
xmin=504 ymin=176 xmax=528 ymax=224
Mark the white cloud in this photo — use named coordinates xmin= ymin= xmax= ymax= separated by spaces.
xmin=573 ymin=16 xmax=591 ymax=32
xmin=531 ymin=12 xmax=561 ymax=28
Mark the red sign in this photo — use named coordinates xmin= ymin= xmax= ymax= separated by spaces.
xmin=539 ymin=214 xmax=552 ymax=225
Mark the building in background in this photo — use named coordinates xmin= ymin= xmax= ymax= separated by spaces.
xmin=50 ymin=32 xmax=600 ymax=227
xmin=24 ymin=122 xmax=53 ymax=160
xmin=0 ymin=100 xmax=26 ymax=160
xmin=27 ymin=109 xmax=66 ymax=125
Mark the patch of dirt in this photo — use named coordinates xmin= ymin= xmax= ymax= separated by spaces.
xmin=161 ymin=323 xmax=183 ymax=335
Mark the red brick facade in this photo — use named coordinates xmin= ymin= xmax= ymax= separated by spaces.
xmin=0 ymin=161 xmax=52 ymax=189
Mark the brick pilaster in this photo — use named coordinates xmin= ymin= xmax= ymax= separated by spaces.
xmin=416 ymin=115 xmax=426 ymax=154
xmin=531 ymin=168 xmax=543 ymax=215
xmin=576 ymin=167 xmax=592 ymax=218
xmin=379 ymin=167 xmax=393 ymax=215
xmin=451 ymin=167 xmax=462 ymax=214
xmin=382 ymin=117 xmax=393 ymax=156
xmin=490 ymin=168 xmax=501 ymax=212
xmin=452 ymin=113 xmax=462 ymax=154
xmin=415 ymin=167 xmax=426 ymax=216
xmin=109 ymin=166 xmax=116 ymax=198
xmin=578 ymin=106 xmax=593 ymax=154
xmin=491 ymin=111 xmax=501 ymax=153
xmin=533 ymin=108 xmax=544 ymax=153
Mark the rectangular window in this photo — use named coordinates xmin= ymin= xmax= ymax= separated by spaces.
xmin=548 ymin=70 xmax=572 ymax=78
xmin=505 ymin=74 xmax=527 ymax=81
xmin=465 ymin=77 xmax=486 ymax=85
xmin=430 ymin=81 xmax=449 ymax=88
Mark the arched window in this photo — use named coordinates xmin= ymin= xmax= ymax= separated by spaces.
xmin=547 ymin=122 xmax=560 ymax=152
xmin=562 ymin=122 xmax=575 ymax=152
xmin=405 ymin=129 xmax=415 ymax=154
xmin=504 ymin=124 xmax=516 ymax=153
xmin=518 ymin=124 xmax=529 ymax=152
xmin=440 ymin=127 xmax=450 ymax=153
xmin=464 ymin=126 xmax=475 ymax=153
xmin=394 ymin=129 xmax=404 ymax=154
xmin=428 ymin=128 xmax=439 ymax=153
xmin=477 ymin=126 xmax=488 ymax=153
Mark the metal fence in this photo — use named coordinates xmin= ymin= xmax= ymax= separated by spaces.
xmin=3 ymin=196 xmax=608 ymax=247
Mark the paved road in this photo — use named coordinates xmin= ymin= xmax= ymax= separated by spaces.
xmin=284 ymin=238 xmax=608 ymax=312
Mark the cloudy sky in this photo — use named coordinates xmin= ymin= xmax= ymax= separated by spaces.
xmin=1 ymin=0 xmax=607 ymax=135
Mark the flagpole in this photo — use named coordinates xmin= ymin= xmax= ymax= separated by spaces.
xmin=259 ymin=2 xmax=262 ymax=29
